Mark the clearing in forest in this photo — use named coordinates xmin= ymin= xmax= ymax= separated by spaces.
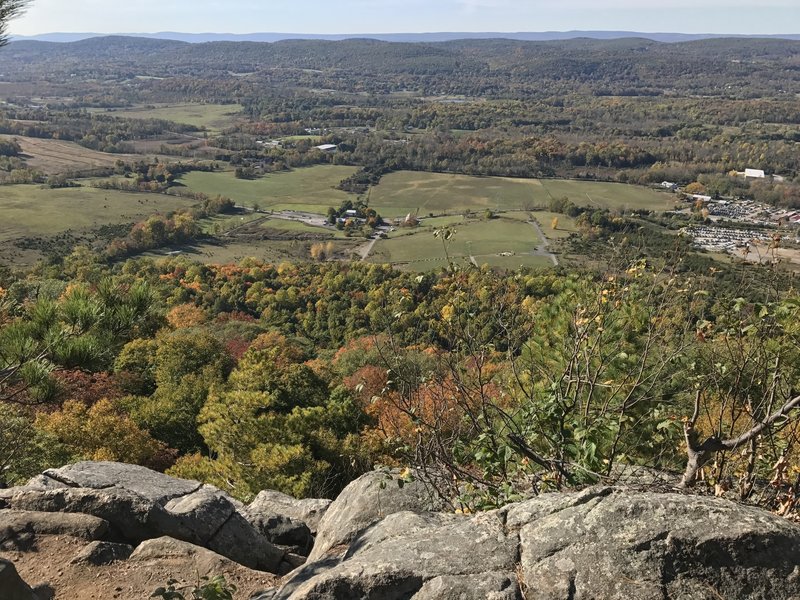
xmin=176 ymin=166 xmax=359 ymax=211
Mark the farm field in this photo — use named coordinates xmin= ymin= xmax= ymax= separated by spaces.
xmin=144 ymin=238 xmax=362 ymax=265
xmin=176 ymin=166 xmax=359 ymax=211
xmin=370 ymin=172 xmax=539 ymax=218
xmin=96 ymin=103 xmax=243 ymax=131
xmin=539 ymin=179 xmax=677 ymax=211
xmin=4 ymin=135 xmax=141 ymax=175
xmin=369 ymin=171 xmax=676 ymax=218
xmin=0 ymin=185 xmax=195 ymax=241
xmin=368 ymin=216 xmax=552 ymax=271
xmin=260 ymin=218 xmax=347 ymax=238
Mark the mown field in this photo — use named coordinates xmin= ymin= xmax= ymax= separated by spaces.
xmin=97 ymin=103 xmax=244 ymax=131
xmin=0 ymin=185 xmax=195 ymax=241
xmin=369 ymin=171 xmax=676 ymax=218
xmin=4 ymin=135 xmax=141 ymax=175
xmin=176 ymin=166 xmax=359 ymax=211
xmin=368 ymin=216 xmax=553 ymax=271
xmin=145 ymin=238 xmax=363 ymax=265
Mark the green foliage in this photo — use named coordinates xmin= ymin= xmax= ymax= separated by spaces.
xmin=151 ymin=576 xmax=236 ymax=600
xmin=170 ymin=342 xmax=370 ymax=500
xmin=0 ymin=404 xmax=67 ymax=486
xmin=121 ymin=331 xmax=232 ymax=454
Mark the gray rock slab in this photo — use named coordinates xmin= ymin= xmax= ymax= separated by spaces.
xmin=247 ymin=490 xmax=331 ymax=534
xmin=517 ymin=490 xmax=800 ymax=600
xmin=43 ymin=461 xmax=201 ymax=503
xmin=308 ymin=469 xmax=440 ymax=561
xmin=413 ymin=572 xmax=521 ymax=600
xmin=157 ymin=485 xmax=237 ymax=544
xmin=275 ymin=510 xmax=518 ymax=599
xmin=208 ymin=511 xmax=285 ymax=573
xmin=70 ymin=541 xmax=133 ymax=565
xmin=0 ymin=509 xmax=109 ymax=541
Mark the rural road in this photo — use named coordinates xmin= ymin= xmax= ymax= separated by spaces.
xmin=528 ymin=220 xmax=559 ymax=266
xmin=356 ymin=237 xmax=379 ymax=261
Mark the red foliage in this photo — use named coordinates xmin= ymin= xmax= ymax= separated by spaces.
xmin=225 ymin=337 xmax=253 ymax=363
xmin=54 ymin=370 xmax=122 ymax=407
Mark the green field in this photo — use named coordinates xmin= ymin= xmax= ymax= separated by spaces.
xmin=368 ymin=217 xmax=553 ymax=271
xmin=0 ymin=185 xmax=195 ymax=241
xmin=369 ymin=171 xmax=675 ymax=218
xmin=260 ymin=218 xmax=346 ymax=238
xmin=145 ymin=238 xmax=362 ymax=265
xmin=177 ymin=166 xmax=359 ymax=211
xmin=370 ymin=172 xmax=539 ymax=218
xmin=538 ymin=179 xmax=675 ymax=211
xmin=98 ymin=103 xmax=243 ymax=131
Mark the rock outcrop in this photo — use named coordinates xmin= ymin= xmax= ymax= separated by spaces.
xmin=4 ymin=463 xmax=800 ymax=600
xmin=272 ymin=485 xmax=800 ymax=599
xmin=307 ymin=469 xmax=441 ymax=562
xmin=246 ymin=490 xmax=331 ymax=535
xmin=0 ymin=462 xmax=291 ymax=574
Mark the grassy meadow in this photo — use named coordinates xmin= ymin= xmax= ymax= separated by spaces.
xmin=0 ymin=185 xmax=195 ymax=241
xmin=369 ymin=171 xmax=676 ymax=218
xmin=368 ymin=216 xmax=552 ymax=271
xmin=98 ymin=103 xmax=243 ymax=131
xmin=4 ymin=135 xmax=141 ymax=175
xmin=176 ymin=166 xmax=359 ymax=211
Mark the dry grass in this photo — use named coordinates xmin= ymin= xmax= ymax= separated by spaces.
xmin=7 ymin=135 xmax=140 ymax=175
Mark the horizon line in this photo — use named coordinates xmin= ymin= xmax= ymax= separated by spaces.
xmin=11 ymin=29 xmax=800 ymax=37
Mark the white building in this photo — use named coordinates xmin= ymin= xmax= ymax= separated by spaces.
xmin=745 ymin=168 xmax=766 ymax=179
xmin=315 ymin=144 xmax=339 ymax=153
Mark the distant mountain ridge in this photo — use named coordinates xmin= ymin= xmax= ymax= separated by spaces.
xmin=11 ymin=30 xmax=800 ymax=44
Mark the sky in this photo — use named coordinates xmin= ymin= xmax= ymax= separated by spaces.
xmin=9 ymin=0 xmax=800 ymax=36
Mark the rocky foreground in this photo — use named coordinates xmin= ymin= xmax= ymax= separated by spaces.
xmin=2 ymin=462 xmax=800 ymax=599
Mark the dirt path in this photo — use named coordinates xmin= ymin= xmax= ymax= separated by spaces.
xmin=4 ymin=535 xmax=277 ymax=600
xmin=356 ymin=237 xmax=379 ymax=261
xmin=528 ymin=220 xmax=559 ymax=266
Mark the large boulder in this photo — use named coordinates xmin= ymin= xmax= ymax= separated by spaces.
xmin=0 ymin=462 xmax=202 ymax=541
xmin=274 ymin=510 xmax=520 ymax=599
xmin=70 ymin=541 xmax=134 ymax=566
xmin=0 ymin=462 xmax=284 ymax=573
xmin=0 ymin=509 xmax=109 ymax=542
xmin=271 ymin=486 xmax=800 ymax=600
xmin=40 ymin=462 xmax=202 ymax=502
xmin=513 ymin=489 xmax=800 ymax=600
xmin=0 ymin=559 xmax=39 ymax=600
xmin=308 ymin=470 xmax=440 ymax=562
xmin=246 ymin=490 xmax=331 ymax=535
xmin=130 ymin=536 xmax=244 ymax=576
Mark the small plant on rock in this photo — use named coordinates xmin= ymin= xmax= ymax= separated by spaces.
xmin=151 ymin=575 xmax=236 ymax=600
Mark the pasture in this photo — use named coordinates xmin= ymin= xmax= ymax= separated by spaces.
xmin=6 ymin=135 xmax=140 ymax=175
xmin=0 ymin=185 xmax=195 ymax=241
xmin=176 ymin=166 xmax=359 ymax=211
xmin=98 ymin=103 xmax=243 ymax=131
xmin=145 ymin=238 xmax=362 ymax=266
xmin=368 ymin=216 xmax=553 ymax=271
xmin=369 ymin=171 xmax=675 ymax=218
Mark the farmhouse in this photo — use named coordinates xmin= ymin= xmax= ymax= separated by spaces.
xmin=315 ymin=144 xmax=339 ymax=153
xmin=661 ymin=181 xmax=678 ymax=190
xmin=745 ymin=168 xmax=766 ymax=179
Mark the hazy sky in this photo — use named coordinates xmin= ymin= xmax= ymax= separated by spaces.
xmin=10 ymin=0 xmax=800 ymax=35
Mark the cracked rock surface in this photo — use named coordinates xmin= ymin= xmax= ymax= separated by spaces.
xmin=272 ymin=485 xmax=800 ymax=600
xmin=3 ymin=464 xmax=800 ymax=600
xmin=0 ymin=462 xmax=284 ymax=573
